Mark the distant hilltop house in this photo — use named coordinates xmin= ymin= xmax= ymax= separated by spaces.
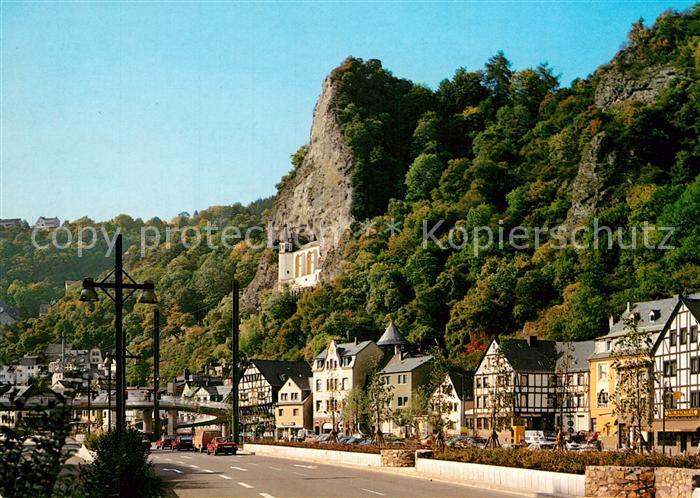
xmin=0 ymin=299 xmax=20 ymax=326
xmin=0 ymin=218 xmax=23 ymax=228
xmin=33 ymin=217 xmax=60 ymax=229
xmin=277 ymin=225 xmax=321 ymax=292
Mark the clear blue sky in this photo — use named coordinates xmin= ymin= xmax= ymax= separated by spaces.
xmin=1 ymin=1 xmax=695 ymax=224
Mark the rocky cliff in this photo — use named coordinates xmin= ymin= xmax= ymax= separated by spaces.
xmin=242 ymin=75 xmax=355 ymax=306
xmin=565 ymin=62 xmax=683 ymax=227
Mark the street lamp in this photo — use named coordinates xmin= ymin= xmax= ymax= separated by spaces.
xmin=104 ymin=355 xmax=113 ymax=432
xmin=80 ymin=234 xmax=157 ymax=443
xmin=231 ymin=280 xmax=240 ymax=444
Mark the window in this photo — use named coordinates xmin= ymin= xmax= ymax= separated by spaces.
xmin=293 ymin=408 xmax=299 ymax=416
xmin=670 ymin=330 xmax=677 ymax=347
xmin=547 ymin=394 xmax=556 ymax=407
xmin=576 ymin=394 xmax=584 ymax=408
xmin=291 ymin=392 xmax=298 ymax=400
xmin=476 ymin=377 xmax=482 ymax=388
xmin=476 ymin=397 xmax=482 ymax=408
xmin=520 ymin=374 xmax=528 ymax=386
xmin=341 ymin=378 xmax=348 ymax=390
xmin=520 ymin=394 xmax=527 ymax=408
xmin=691 ymin=391 xmax=700 ymax=408
xmin=382 ymin=376 xmax=390 ymax=385
xmin=278 ymin=409 xmax=283 ymax=416
xmin=398 ymin=374 xmax=407 ymax=385
xmin=597 ymin=390 xmax=608 ymax=408
xmin=315 ymin=400 xmax=322 ymax=411
xmin=691 ymin=325 xmax=698 ymax=343
xmin=591 ymin=418 xmax=597 ymax=432
xmin=598 ymin=364 xmax=609 ymax=382
xmin=281 ymin=393 xmax=288 ymax=401
xmin=483 ymin=377 xmax=489 ymax=388
xmin=316 ymin=360 xmax=323 ymax=369
xmin=691 ymin=357 xmax=700 ymax=374
xmin=397 ymin=396 xmax=408 ymax=407
xmin=681 ymin=327 xmax=688 ymax=345
xmin=663 ymin=360 xmax=677 ymax=377
xmin=316 ymin=380 xmax=322 ymax=392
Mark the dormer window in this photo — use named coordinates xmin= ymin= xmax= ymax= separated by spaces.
xmin=649 ymin=310 xmax=660 ymax=322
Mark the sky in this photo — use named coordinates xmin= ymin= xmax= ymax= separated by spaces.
xmin=0 ymin=1 xmax=696 ymax=224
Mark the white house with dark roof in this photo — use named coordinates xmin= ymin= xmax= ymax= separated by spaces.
xmin=650 ymin=296 xmax=700 ymax=454
xmin=0 ymin=299 xmax=20 ymax=326
xmin=311 ymin=339 xmax=382 ymax=434
xmin=33 ymin=217 xmax=60 ymax=229
xmin=555 ymin=340 xmax=595 ymax=433
xmin=274 ymin=375 xmax=313 ymax=440
xmin=430 ymin=370 xmax=474 ymax=436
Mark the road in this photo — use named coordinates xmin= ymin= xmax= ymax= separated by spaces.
xmin=151 ymin=448 xmax=523 ymax=498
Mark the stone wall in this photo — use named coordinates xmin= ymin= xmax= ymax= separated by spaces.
xmin=584 ymin=466 xmax=654 ymax=498
xmin=655 ymin=467 xmax=700 ymax=498
xmin=380 ymin=449 xmax=415 ymax=467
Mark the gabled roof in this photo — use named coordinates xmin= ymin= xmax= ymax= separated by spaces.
xmin=19 ymin=356 xmax=41 ymax=366
xmin=0 ymin=299 xmax=21 ymax=320
xmin=195 ymin=385 xmax=219 ymax=396
xmin=251 ymin=359 xmax=312 ymax=388
xmin=499 ymin=338 xmax=558 ymax=372
xmin=556 ymin=341 xmax=595 ymax=372
xmin=315 ymin=340 xmax=375 ymax=360
xmin=448 ymin=370 xmax=474 ymax=399
xmin=380 ymin=354 xmax=433 ymax=374
xmin=377 ymin=322 xmax=408 ymax=348
xmin=604 ymin=293 xmax=700 ymax=338
xmin=652 ymin=296 xmax=700 ymax=354
xmin=45 ymin=343 xmax=74 ymax=356
xmin=288 ymin=376 xmax=310 ymax=392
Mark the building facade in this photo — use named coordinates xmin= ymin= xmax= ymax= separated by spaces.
xmin=274 ymin=376 xmax=313 ymax=440
xmin=555 ymin=341 xmax=594 ymax=434
xmin=379 ymin=353 xmax=433 ymax=436
xmin=311 ymin=339 xmax=383 ymax=434
xmin=277 ymin=226 xmax=321 ymax=291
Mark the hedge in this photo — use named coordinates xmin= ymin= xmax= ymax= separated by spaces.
xmin=427 ymin=447 xmax=700 ymax=475
xmin=246 ymin=439 xmax=381 ymax=454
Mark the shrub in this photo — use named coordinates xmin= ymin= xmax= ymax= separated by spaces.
xmin=76 ymin=430 xmax=165 ymax=497
xmin=427 ymin=447 xmax=700 ymax=475
xmin=248 ymin=439 xmax=381 ymax=455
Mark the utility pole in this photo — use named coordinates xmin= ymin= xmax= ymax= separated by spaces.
xmin=232 ymin=279 xmax=240 ymax=444
xmin=153 ymin=309 xmax=161 ymax=440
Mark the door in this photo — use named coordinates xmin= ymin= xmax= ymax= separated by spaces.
xmin=681 ymin=433 xmax=688 ymax=453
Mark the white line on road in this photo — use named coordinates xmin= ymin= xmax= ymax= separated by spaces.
xmin=188 ymin=465 xmax=199 ymax=469
xmin=218 ymin=475 xmax=233 ymax=480
xmin=161 ymin=468 xmax=183 ymax=474
xmin=259 ymin=493 xmax=275 ymax=498
xmin=177 ymin=461 xmax=187 ymax=465
xmin=248 ymin=462 xmax=259 ymax=466
xmin=203 ymin=469 xmax=214 ymax=473
xmin=290 ymin=471 xmax=307 ymax=476
xmin=268 ymin=466 xmax=281 ymax=471
xmin=181 ymin=455 xmax=192 ymax=459
xmin=238 ymin=482 xmax=254 ymax=489
xmin=230 ymin=466 xmax=248 ymax=472
xmin=359 ymin=489 xmax=385 ymax=496
xmin=294 ymin=464 xmax=317 ymax=469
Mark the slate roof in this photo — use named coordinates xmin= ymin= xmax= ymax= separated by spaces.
xmin=381 ymin=354 xmax=433 ymax=374
xmin=447 ymin=370 xmax=474 ymax=400
xmin=604 ymin=294 xmax=700 ymax=338
xmin=288 ymin=376 xmax=311 ymax=392
xmin=556 ymin=341 xmax=595 ymax=372
xmin=252 ymin=359 xmax=312 ymax=388
xmin=499 ymin=338 xmax=558 ymax=372
xmin=45 ymin=343 xmax=74 ymax=357
xmin=19 ymin=356 xmax=41 ymax=366
xmin=315 ymin=340 xmax=374 ymax=360
xmin=377 ymin=322 xmax=409 ymax=347
xmin=0 ymin=299 xmax=21 ymax=320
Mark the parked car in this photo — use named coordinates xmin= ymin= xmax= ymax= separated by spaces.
xmin=172 ymin=435 xmax=193 ymax=451
xmin=155 ymin=435 xmax=176 ymax=450
xmin=419 ymin=434 xmax=434 ymax=447
xmin=316 ymin=434 xmax=331 ymax=444
xmin=193 ymin=429 xmax=222 ymax=452
xmin=206 ymin=436 xmax=239 ymax=455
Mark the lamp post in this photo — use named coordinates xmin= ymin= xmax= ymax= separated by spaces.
xmin=80 ymin=234 xmax=157 ymax=443
xmin=153 ymin=309 xmax=161 ymax=440
xmin=104 ymin=355 xmax=113 ymax=432
xmin=231 ymin=280 xmax=240 ymax=444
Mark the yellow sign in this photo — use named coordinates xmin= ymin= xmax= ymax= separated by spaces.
xmin=666 ymin=409 xmax=700 ymax=418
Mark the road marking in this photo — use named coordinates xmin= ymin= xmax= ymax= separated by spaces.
xmin=248 ymin=462 xmax=259 ymax=466
xmin=360 ymin=489 xmax=385 ymax=496
xmin=219 ymin=475 xmax=233 ymax=480
xmin=294 ymin=464 xmax=317 ymax=469
xmin=238 ymin=482 xmax=254 ymax=489
xmin=163 ymin=458 xmax=172 ymax=462
xmin=259 ymin=494 xmax=275 ymax=498
xmin=203 ymin=469 xmax=214 ymax=473
xmin=291 ymin=471 xmax=307 ymax=476
xmin=181 ymin=455 xmax=192 ymax=459
xmin=268 ymin=466 xmax=281 ymax=471
xmin=177 ymin=461 xmax=187 ymax=465
xmin=161 ymin=468 xmax=183 ymax=474
xmin=230 ymin=466 xmax=248 ymax=472
xmin=188 ymin=465 xmax=199 ymax=469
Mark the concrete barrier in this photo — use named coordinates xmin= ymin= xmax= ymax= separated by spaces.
xmin=416 ymin=457 xmax=585 ymax=497
xmin=244 ymin=443 xmax=381 ymax=467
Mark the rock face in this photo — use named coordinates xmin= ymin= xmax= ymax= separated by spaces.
xmin=594 ymin=64 xmax=678 ymax=110
xmin=242 ymin=75 xmax=355 ymax=306
xmin=565 ymin=132 xmax=616 ymax=227
xmin=565 ymin=63 xmax=681 ymax=227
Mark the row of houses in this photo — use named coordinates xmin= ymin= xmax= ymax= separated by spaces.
xmin=0 ymin=216 xmax=60 ymax=229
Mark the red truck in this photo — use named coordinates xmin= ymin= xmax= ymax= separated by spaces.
xmin=206 ymin=436 xmax=239 ymax=455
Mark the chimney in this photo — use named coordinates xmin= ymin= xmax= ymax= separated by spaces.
xmin=354 ymin=337 xmax=358 ymax=345
xmin=609 ymin=315 xmax=614 ymax=330
xmin=527 ymin=336 xmax=538 ymax=348
xmin=626 ymin=302 xmax=631 ymax=313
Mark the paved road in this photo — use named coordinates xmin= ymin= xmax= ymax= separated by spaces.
xmin=151 ymin=449 xmax=523 ymax=497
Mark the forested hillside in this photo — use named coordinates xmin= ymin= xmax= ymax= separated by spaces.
xmin=1 ymin=7 xmax=698 ymax=380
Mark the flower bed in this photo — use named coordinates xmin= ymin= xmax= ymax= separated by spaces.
xmin=426 ymin=447 xmax=700 ymax=475
xmin=248 ymin=439 xmax=381 ymax=454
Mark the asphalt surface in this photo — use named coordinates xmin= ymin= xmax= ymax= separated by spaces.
xmin=151 ymin=448 xmax=524 ymax=498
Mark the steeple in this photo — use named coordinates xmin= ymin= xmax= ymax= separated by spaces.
xmin=377 ymin=321 xmax=408 ymax=355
